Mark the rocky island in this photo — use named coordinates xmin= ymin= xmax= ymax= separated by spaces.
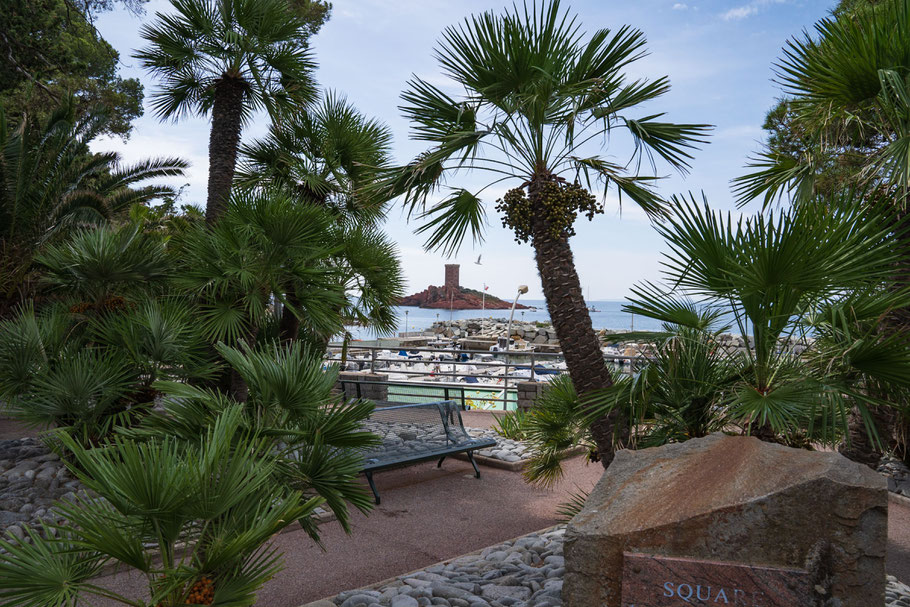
xmin=398 ymin=264 xmax=530 ymax=310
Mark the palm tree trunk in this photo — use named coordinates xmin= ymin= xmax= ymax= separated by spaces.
xmin=529 ymin=177 xmax=627 ymax=468
xmin=279 ymin=293 xmax=302 ymax=342
xmin=205 ymin=77 xmax=245 ymax=225
xmin=840 ymin=405 xmax=895 ymax=467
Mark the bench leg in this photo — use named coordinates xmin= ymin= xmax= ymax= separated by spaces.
xmin=466 ymin=451 xmax=481 ymax=479
xmin=365 ymin=471 xmax=380 ymax=505
xmin=437 ymin=455 xmax=446 ymax=468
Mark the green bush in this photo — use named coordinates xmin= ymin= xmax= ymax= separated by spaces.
xmin=521 ymin=374 xmax=595 ymax=487
xmin=0 ymin=408 xmax=317 ymax=607
xmin=136 ymin=340 xmax=379 ymax=533
xmin=492 ymin=409 xmax=531 ymax=440
xmin=0 ymin=300 xmax=217 ymax=446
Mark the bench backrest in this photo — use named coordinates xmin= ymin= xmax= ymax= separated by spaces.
xmin=361 ymin=400 xmax=473 ymax=466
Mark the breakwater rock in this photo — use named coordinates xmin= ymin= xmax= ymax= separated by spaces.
xmin=431 ymin=319 xmax=558 ymax=345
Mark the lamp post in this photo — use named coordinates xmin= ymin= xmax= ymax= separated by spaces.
xmin=503 ymin=285 xmax=529 ymax=410
xmin=481 ymin=283 xmax=486 ymax=335
xmin=405 ymin=309 xmax=409 ymax=337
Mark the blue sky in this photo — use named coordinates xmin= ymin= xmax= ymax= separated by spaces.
xmin=92 ymin=0 xmax=833 ymax=300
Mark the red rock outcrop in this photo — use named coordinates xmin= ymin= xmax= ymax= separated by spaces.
xmin=398 ymin=285 xmax=529 ymax=310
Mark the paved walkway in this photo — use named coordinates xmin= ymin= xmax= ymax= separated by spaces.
xmin=88 ymin=453 xmax=910 ymax=607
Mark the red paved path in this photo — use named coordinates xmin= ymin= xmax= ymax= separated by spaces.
xmin=92 ymin=456 xmax=910 ymax=607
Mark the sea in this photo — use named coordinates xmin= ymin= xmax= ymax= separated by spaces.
xmin=347 ymin=299 xmax=666 ymax=340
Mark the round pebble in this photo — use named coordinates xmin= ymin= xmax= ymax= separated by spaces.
xmin=0 ymin=438 xmax=81 ymax=543
xmin=328 ymin=526 xmax=910 ymax=607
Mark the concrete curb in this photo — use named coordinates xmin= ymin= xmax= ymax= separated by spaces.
xmin=890 ymin=490 xmax=910 ymax=508
xmin=453 ymin=445 xmax=588 ymax=472
xmin=295 ymin=524 xmax=563 ymax=607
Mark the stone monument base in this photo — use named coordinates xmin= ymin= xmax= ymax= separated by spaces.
xmin=564 ymin=433 xmax=888 ymax=607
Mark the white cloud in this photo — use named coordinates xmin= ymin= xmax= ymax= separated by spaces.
xmin=672 ymin=3 xmax=689 ymax=9
xmin=722 ymin=5 xmax=758 ymax=20
xmin=721 ymin=0 xmax=787 ymax=21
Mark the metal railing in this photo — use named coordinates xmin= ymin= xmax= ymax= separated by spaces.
xmin=336 ymin=378 xmax=510 ymax=410
xmin=328 ymin=343 xmax=650 ymax=410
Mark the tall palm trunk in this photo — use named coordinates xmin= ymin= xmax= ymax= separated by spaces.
xmin=279 ymin=293 xmax=301 ymax=342
xmin=529 ymin=176 xmax=627 ymax=468
xmin=840 ymin=405 xmax=895 ymax=467
xmin=205 ymin=76 xmax=245 ymax=225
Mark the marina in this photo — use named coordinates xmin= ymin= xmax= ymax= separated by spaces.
xmin=327 ymin=329 xmax=646 ymax=410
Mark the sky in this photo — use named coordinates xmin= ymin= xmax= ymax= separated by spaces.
xmin=91 ymin=0 xmax=834 ymax=300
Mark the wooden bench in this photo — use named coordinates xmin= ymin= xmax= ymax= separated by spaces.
xmin=360 ymin=400 xmax=497 ymax=504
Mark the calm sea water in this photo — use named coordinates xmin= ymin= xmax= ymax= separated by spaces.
xmin=348 ymin=299 xmax=665 ymax=340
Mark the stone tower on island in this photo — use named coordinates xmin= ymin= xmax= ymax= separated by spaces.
xmin=398 ymin=264 xmax=528 ymax=310
xmin=444 ymin=264 xmax=460 ymax=294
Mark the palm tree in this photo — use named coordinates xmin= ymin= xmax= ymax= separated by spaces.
xmin=733 ymin=0 xmax=910 ymax=207
xmin=732 ymin=0 xmax=910 ymax=464
xmin=523 ymin=191 xmax=910 ymax=483
xmin=0 ymin=102 xmax=186 ymax=316
xmin=622 ymin=192 xmax=910 ymax=445
xmin=237 ymin=92 xmax=404 ymax=343
xmin=237 ymin=91 xmax=394 ymax=226
xmin=382 ymin=1 xmax=709 ymax=466
xmin=135 ymin=0 xmax=319 ymax=224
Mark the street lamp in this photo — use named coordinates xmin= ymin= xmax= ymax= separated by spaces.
xmin=503 ymin=285 xmax=529 ymax=410
xmin=405 ymin=309 xmax=409 ymax=337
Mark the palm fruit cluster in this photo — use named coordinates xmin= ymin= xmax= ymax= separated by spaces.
xmin=186 ymin=577 xmax=216 ymax=605
xmin=495 ymin=180 xmax=601 ymax=244
xmin=155 ymin=575 xmax=215 ymax=607
xmin=69 ymin=295 xmax=129 ymax=314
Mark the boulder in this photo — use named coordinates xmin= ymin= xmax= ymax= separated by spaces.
xmin=564 ymin=433 xmax=887 ymax=607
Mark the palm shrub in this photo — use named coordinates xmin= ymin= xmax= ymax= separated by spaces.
xmin=36 ymin=223 xmax=173 ymax=310
xmin=593 ymin=192 xmax=910 ymax=448
xmin=522 ymin=312 xmax=738 ymax=487
xmin=326 ymin=224 xmax=404 ymax=345
xmin=0 ymin=298 xmax=217 ymax=446
xmin=733 ymin=0 xmax=910 ymax=464
xmin=492 ymin=409 xmax=531 ymax=441
xmin=172 ymin=190 xmax=350 ymax=400
xmin=522 ymin=374 xmax=594 ymax=487
xmin=136 ymin=0 xmax=320 ymax=223
xmin=135 ymin=340 xmax=378 ymax=534
xmin=0 ymin=223 xmax=218 ymax=444
xmin=0 ymin=305 xmax=135 ymax=443
xmin=382 ymin=0 xmax=709 ymax=466
xmin=173 ymin=190 xmax=347 ymax=352
xmin=600 ymin=306 xmax=740 ymax=449
xmin=88 ymin=297 xmax=219 ymax=395
xmin=0 ymin=102 xmax=186 ymax=316
xmin=237 ymin=92 xmax=405 ymax=342
xmin=803 ymin=288 xmax=910 ymax=463
xmin=0 ymin=408 xmax=318 ymax=607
